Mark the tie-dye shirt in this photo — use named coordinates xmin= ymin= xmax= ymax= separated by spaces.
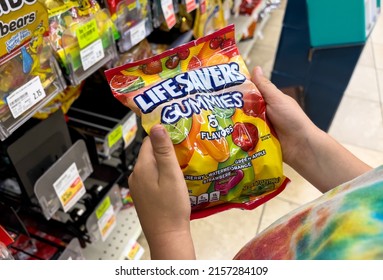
xmin=234 ymin=166 xmax=383 ymax=260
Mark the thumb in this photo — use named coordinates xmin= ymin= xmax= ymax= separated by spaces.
xmin=251 ymin=66 xmax=282 ymax=105
xmin=149 ymin=124 xmax=181 ymax=176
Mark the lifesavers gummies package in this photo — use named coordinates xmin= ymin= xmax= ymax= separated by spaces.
xmin=105 ymin=25 xmax=290 ymax=219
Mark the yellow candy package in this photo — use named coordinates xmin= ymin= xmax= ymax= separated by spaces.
xmin=105 ymin=25 xmax=290 ymax=219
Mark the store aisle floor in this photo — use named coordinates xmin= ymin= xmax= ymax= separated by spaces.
xmin=137 ymin=2 xmax=383 ymax=260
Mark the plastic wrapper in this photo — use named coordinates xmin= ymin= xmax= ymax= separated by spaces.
xmin=105 ymin=0 xmax=153 ymax=53
xmin=43 ymin=0 xmax=118 ymax=78
xmin=0 ymin=242 xmax=14 ymax=260
xmin=152 ymin=0 xmax=179 ymax=30
xmin=33 ymin=82 xmax=84 ymax=119
xmin=105 ymin=25 xmax=289 ymax=219
xmin=193 ymin=0 xmax=227 ymax=38
xmin=239 ymin=0 xmax=262 ymax=15
xmin=113 ymin=39 xmax=153 ymax=67
xmin=0 ymin=0 xmax=66 ymax=140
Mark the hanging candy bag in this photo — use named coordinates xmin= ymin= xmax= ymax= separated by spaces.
xmin=105 ymin=25 xmax=290 ymax=219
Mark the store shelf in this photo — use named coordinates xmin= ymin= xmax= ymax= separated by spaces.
xmin=82 ymin=207 xmax=142 ymax=260
xmin=237 ymin=10 xmax=271 ymax=61
xmin=117 ymin=18 xmax=153 ymax=53
xmin=0 ymin=44 xmax=66 ymax=141
xmin=58 ymin=238 xmax=85 ymax=260
xmin=228 ymin=0 xmax=267 ymax=42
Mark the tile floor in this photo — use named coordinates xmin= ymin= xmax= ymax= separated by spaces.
xmin=137 ymin=1 xmax=383 ymax=260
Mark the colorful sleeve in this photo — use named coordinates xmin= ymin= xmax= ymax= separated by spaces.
xmin=234 ymin=165 xmax=383 ymax=260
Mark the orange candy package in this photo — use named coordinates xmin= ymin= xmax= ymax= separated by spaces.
xmin=105 ymin=25 xmax=290 ymax=219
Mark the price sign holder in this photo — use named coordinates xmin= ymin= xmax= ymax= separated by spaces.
xmin=85 ymin=184 xmax=123 ymax=243
xmin=58 ymin=238 xmax=85 ymax=260
xmin=0 ymin=38 xmax=66 ymax=141
xmin=114 ymin=0 xmax=154 ymax=53
xmin=61 ymin=9 xmax=118 ymax=86
xmin=161 ymin=0 xmax=177 ymax=29
xmin=34 ymin=140 xmax=93 ymax=220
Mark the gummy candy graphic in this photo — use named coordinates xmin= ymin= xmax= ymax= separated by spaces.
xmin=21 ymin=46 xmax=33 ymax=74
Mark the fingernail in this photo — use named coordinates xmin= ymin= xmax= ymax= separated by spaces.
xmin=255 ymin=66 xmax=263 ymax=76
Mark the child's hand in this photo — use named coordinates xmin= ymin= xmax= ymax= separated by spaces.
xmin=251 ymin=66 xmax=317 ymax=167
xmin=128 ymin=124 xmax=195 ymax=259
xmin=252 ymin=66 xmax=371 ymax=192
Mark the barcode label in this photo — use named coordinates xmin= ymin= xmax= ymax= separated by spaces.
xmin=6 ymin=76 xmax=46 ymax=119
xmin=80 ymin=39 xmax=105 ymax=71
xmin=130 ymin=20 xmax=146 ymax=47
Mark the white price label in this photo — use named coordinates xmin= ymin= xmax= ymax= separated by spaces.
xmin=53 ymin=163 xmax=86 ymax=213
xmin=185 ymin=0 xmax=197 ymax=13
xmin=97 ymin=204 xmax=117 ymax=242
xmin=199 ymin=0 xmax=206 ymax=14
xmin=122 ymin=114 xmax=137 ymax=148
xmin=6 ymin=76 xmax=46 ymax=119
xmin=80 ymin=39 xmax=105 ymax=71
xmin=161 ymin=0 xmax=176 ymax=29
xmin=124 ymin=240 xmax=144 ymax=260
xmin=130 ymin=20 xmax=146 ymax=47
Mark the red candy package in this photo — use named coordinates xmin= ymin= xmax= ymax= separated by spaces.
xmin=105 ymin=25 xmax=290 ymax=219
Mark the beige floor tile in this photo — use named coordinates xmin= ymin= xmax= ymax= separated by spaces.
xmin=358 ymin=40 xmax=375 ymax=68
xmin=373 ymin=43 xmax=383 ymax=69
xmin=278 ymin=164 xmax=322 ymax=205
xmin=372 ymin=12 xmax=383 ymax=45
xmin=257 ymin=197 xmax=301 ymax=233
xmin=257 ymin=23 xmax=283 ymax=49
xmin=190 ymin=207 xmax=263 ymax=259
xmin=247 ymin=44 xmax=277 ymax=79
xmin=377 ymin=68 xmax=383 ymax=102
xmin=341 ymin=143 xmax=383 ymax=168
xmin=266 ymin=8 xmax=285 ymax=28
xmin=328 ymin=95 xmax=383 ymax=151
xmin=277 ymin=0 xmax=287 ymax=11
xmin=345 ymin=64 xmax=380 ymax=102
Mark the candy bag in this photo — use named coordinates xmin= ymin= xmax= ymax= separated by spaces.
xmin=105 ymin=25 xmax=290 ymax=219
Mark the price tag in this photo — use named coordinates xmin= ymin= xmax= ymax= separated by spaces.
xmin=76 ymin=19 xmax=99 ymax=49
xmin=122 ymin=115 xmax=137 ymax=148
xmin=130 ymin=20 xmax=146 ymax=47
xmin=185 ymin=0 xmax=197 ymax=13
xmin=126 ymin=0 xmax=137 ymax=11
xmin=53 ymin=163 xmax=86 ymax=213
xmin=124 ymin=240 xmax=144 ymax=260
xmin=161 ymin=0 xmax=176 ymax=29
xmin=96 ymin=196 xmax=117 ymax=241
xmin=6 ymin=76 xmax=46 ymax=119
xmin=199 ymin=0 xmax=206 ymax=14
xmin=108 ymin=125 xmax=123 ymax=148
xmin=80 ymin=39 xmax=105 ymax=71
